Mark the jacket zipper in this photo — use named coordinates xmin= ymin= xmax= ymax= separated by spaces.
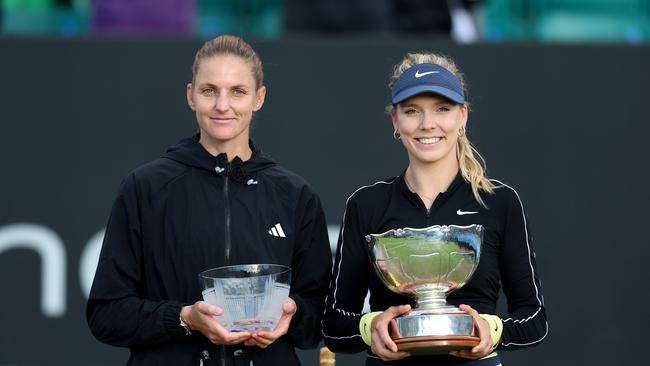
xmin=410 ymin=192 xmax=432 ymax=224
xmin=217 ymin=162 xmax=231 ymax=366
xmin=223 ymin=166 xmax=231 ymax=265
xmin=425 ymin=205 xmax=431 ymax=226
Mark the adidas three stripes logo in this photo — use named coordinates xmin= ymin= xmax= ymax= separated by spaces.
xmin=268 ymin=223 xmax=286 ymax=238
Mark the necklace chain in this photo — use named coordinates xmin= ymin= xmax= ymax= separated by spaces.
xmin=404 ymin=172 xmax=436 ymax=201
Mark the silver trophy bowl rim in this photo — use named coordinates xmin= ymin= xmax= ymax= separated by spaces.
xmin=365 ymin=224 xmax=483 ymax=241
xmin=198 ymin=263 xmax=291 ymax=280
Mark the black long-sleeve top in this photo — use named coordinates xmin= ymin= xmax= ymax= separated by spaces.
xmin=322 ymin=173 xmax=547 ymax=359
xmin=87 ymin=136 xmax=332 ymax=366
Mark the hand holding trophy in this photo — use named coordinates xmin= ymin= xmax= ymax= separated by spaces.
xmin=366 ymin=224 xmax=483 ymax=356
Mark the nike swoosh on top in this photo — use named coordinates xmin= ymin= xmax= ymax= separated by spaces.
xmin=456 ymin=209 xmax=478 ymax=215
xmin=415 ymin=70 xmax=439 ymax=78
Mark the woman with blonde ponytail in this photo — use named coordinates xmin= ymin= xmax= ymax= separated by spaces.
xmin=323 ymin=53 xmax=547 ymax=365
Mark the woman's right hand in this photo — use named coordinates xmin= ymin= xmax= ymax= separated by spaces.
xmin=370 ymin=304 xmax=412 ymax=361
xmin=181 ymin=302 xmax=252 ymax=345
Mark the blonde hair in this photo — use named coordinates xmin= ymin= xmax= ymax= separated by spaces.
xmin=191 ymin=35 xmax=264 ymax=88
xmin=388 ymin=52 xmax=494 ymax=207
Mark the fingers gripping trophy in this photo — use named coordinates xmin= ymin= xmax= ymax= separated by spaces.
xmin=366 ymin=224 xmax=483 ymax=355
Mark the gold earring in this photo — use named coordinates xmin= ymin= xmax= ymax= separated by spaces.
xmin=458 ymin=127 xmax=465 ymax=137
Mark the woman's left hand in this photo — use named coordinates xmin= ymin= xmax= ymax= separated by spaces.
xmin=243 ymin=298 xmax=297 ymax=348
xmin=449 ymin=304 xmax=494 ymax=360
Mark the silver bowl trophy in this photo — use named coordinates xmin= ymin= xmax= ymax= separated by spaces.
xmin=366 ymin=224 xmax=483 ymax=355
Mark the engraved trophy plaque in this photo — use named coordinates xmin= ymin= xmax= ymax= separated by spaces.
xmin=366 ymin=224 xmax=483 ymax=355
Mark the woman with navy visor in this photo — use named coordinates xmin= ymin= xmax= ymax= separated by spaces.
xmin=322 ymin=53 xmax=547 ymax=365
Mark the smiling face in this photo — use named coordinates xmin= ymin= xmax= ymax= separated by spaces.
xmin=186 ymin=53 xmax=266 ymax=155
xmin=392 ymin=93 xmax=468 ymax=168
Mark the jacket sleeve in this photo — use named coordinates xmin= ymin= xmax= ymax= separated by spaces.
xmin=322 ymin=196 xmax=371 ymax=353
xmin=497 ymin=186 xmax=548 ymax=349
xmin=284 ymin=186 xmax=333 ymax=349
xmin=86 ymin=174 xmax=187 ymax=348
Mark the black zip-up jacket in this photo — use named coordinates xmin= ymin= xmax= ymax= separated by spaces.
xmin=87 ymin=135 xmax=332 ymax=366
xmin=323 ymin=173 xmax=547 ymax=361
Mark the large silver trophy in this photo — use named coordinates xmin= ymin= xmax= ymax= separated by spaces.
xmin=366 ymin=224 xmax=483 ymax=355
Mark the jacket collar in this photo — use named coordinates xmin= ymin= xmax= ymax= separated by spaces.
xmin=398 ymin=169 xmax=465 ymax=201
xmin=163 ymin=134 xmax=277 ymax=182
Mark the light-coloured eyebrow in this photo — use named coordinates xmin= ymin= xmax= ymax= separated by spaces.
xmin=401 ymin=98 xmax=453 ymax=109
xmin=196 ymin=83 xmax=250 ymax=90
xmin=399 ymin=100 xmax=421 ymax=108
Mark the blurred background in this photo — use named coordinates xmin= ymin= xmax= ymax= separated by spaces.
xmin=1 ymin=1 xmax=650 ymax=365
xmin=1 ymin=0 xmax=649 ymax=42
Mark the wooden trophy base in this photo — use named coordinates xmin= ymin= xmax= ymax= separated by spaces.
xmin=394 ymin=335 xmax=480 ymax=356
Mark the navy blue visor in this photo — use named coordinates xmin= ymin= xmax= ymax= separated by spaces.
xmin=391 ymin=63 xmax=465 ymax=105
